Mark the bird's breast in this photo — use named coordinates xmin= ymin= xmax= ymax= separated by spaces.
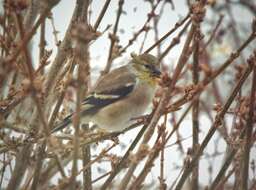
xmin=91 ymin=82 xmax=156 ymax=132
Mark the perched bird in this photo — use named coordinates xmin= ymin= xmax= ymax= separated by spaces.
xmin=52 ymin=53 xmax=161 ymax=133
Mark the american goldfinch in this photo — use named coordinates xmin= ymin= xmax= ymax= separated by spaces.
xmin=52 ymin=53 xmax=161 ymax=133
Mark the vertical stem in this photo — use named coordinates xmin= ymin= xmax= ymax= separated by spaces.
xmin=191 ymin=25 xmax=200 ymax=190
xmin=159 ymin=124 xmax=166 ymax=190
xmin=69 ymin=47 xmax=83 ymax=190
xmin=30 ymin=143 xmax=46 ymax=190
xmin=39 ymin=19 xmax=46 ymax=74
xmin=69 ymin=1 xmax=90 ymax=189
xmin=83 ymin=125 xmax=92 ymax=190
xmin=241 ymin=60 xmax=256 ymax=190
xmin=0 ymin=153 xmax=5 ymax=188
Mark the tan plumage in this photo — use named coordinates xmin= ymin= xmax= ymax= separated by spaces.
xmin=52 ymin=53 xmax=161 ymax=133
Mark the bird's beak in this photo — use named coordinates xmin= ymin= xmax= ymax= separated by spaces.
xmin=152 ymin=67 xmax=161 ymax=78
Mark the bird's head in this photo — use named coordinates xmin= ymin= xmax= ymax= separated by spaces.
xmin=130 ymin=53 xmax=161 ymax=85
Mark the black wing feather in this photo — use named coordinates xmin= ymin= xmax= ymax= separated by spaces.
xmin=51 ymin=113 xmax=73 ymax=133
xmin=82 ymin=84 xmax=134 ymax=115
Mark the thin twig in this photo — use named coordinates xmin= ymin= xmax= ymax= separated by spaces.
xmin=129 ymin=131 xmax=165 ymax=189
xmin=102 ymin=0 xmax=125 ymax=75
xmin=174 ymin=64 xmax=253 ymax=190
xmin=100 ymin=120 xmax=152 ymax=190
xmin=144 ymin=13 xmax=190 ymax=54
xmin=93 ymin=0 xmax=111 ymax=30
xmin=204 ymin=14 xmax=224 ymax=48
xmin=158 ymin=20 xmax=191 ymax=62
xmin=5 ymin=4 xmax=54 ymax=66
xmin=118 ymin=0 xmax=161 ymax=56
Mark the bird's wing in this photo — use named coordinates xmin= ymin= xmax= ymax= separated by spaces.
xmin=81 ymin=66 xmax=136 ymax=115
xmin=51 ymin=66 xmax=136 ymax=133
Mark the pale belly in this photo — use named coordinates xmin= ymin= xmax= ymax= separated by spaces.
xmin=90 ymin=83 xmax=156 ymax=132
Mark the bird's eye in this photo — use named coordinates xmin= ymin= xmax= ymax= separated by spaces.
xmin=144 ymin=64 xmax=151 ymax=69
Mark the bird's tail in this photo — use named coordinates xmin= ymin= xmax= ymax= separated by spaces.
xmin=51 ymin=114 xmax=73 ymax=133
